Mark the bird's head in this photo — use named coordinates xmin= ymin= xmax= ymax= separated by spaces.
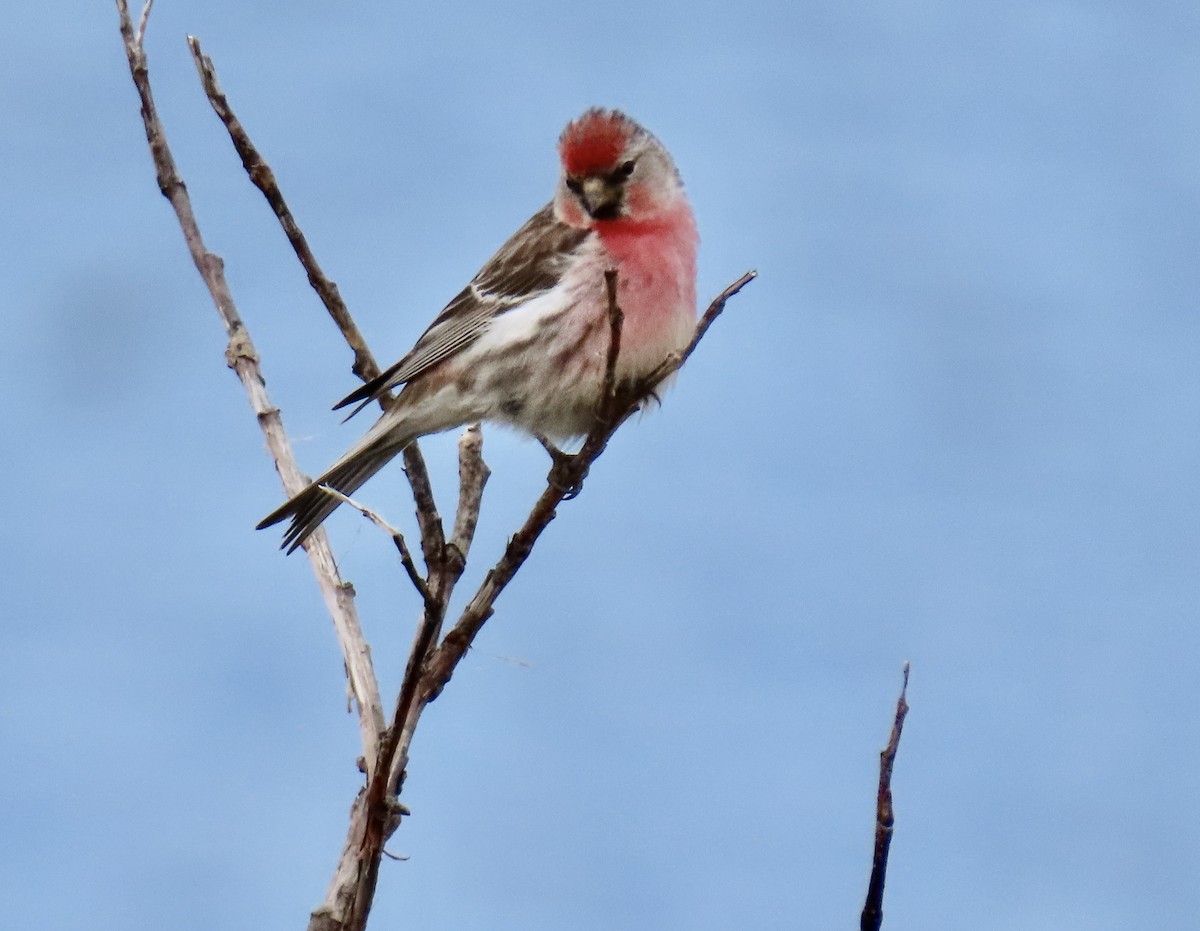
xmin=555 ymin=108 xmax=684 ymax=228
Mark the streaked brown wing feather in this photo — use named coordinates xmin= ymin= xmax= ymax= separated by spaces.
xmin=335 ymin=203 xmax=590 ymax=414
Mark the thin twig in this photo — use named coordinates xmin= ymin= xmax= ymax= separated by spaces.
xmin=186 ymin=35 xmax=447 ymax=573
xmin=403 ymin=447 xmax=445 ymax=577
xmin=188 ymin=36 xmax=376 ymax=385
xmin=317 ymin=487 xmax=434 ymax=608
xmin=115 ymin=0 xmax=384 ymax=761
xmin=644 ymin=269 xmax=758 ymax=387
xmin=600 ymin=268 xmax=625 ymax=418
xmin=134 ymin=0 xmax=153 ymax=46
xmin=861 ymin=662 xmax=911 ymax=931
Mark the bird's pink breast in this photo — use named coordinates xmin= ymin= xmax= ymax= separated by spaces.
xmin=593 ymin=203 xmax=698 ymax=366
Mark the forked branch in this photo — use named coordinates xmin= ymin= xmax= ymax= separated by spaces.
xmin=114 ymin=0 xmax=384 ymax=760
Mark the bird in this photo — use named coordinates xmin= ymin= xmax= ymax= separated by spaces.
xmin=258 ymin=108 xmax=699 ymax=552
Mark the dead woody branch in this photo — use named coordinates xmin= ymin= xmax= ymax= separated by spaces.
xmin=115 ymin=0 xmax=383 ymax=762
xmin=116 ymin=4 xmax=754 ymax=930
xmin=860 ymin=663 xmax=911 ymax=931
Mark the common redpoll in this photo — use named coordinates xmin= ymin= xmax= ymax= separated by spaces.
xmin=259 ymin=108 xmax=699 ymax=551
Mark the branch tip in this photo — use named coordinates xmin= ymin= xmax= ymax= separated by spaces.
xmin=860 ymin=664 xmax=912 ymax=931
xmin=135 ymin=0 xmax=154 ymax=47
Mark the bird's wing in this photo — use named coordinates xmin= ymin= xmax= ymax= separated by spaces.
xmin=335 ymin=203 xmax=591 ymax=415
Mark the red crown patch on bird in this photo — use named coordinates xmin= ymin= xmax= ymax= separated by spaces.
xmin=558 ymin=109 xmax=637 ymax=176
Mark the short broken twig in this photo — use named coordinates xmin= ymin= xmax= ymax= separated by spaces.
xmin=448 ymin=424 xmax=490 ymax=571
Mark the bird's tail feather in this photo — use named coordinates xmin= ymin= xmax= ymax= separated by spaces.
xmin=256 ymin=434 xmax=409 ymax=553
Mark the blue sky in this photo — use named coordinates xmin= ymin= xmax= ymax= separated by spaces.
xmin=3 ymin=1 xmax=1198 ymax=928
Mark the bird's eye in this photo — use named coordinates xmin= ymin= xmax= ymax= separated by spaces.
xmin=617 ymin=160 xmax=636 ymax=178
xmin=565 ymin=177 xmax=583 ymax=194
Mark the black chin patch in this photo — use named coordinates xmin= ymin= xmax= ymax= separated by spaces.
xmin=588 ymin=201 xmax=621 ymax=221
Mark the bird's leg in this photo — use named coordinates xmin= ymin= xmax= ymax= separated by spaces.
xmin=534 ymin=432 xmax=569 ymax=463
xmin=535 ymin=433 xmax=588 ymax=500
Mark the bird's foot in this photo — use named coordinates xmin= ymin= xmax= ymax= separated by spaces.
xmin=536 ymin=434 xmax=588 ymax=499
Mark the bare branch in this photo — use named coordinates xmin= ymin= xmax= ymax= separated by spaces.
xmin=187 ymin=36 xmax=376 ymax=385
xmin=448 ymin=424 xmax=490 ymax=567
xmin=115 ymin=1 xmax=384 ymax=757
xmin=861 ymin=663 xmax=911 ymax=931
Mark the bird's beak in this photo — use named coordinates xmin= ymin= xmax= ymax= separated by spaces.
xmin=580 ymin=177 xmax=622 ymax=220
